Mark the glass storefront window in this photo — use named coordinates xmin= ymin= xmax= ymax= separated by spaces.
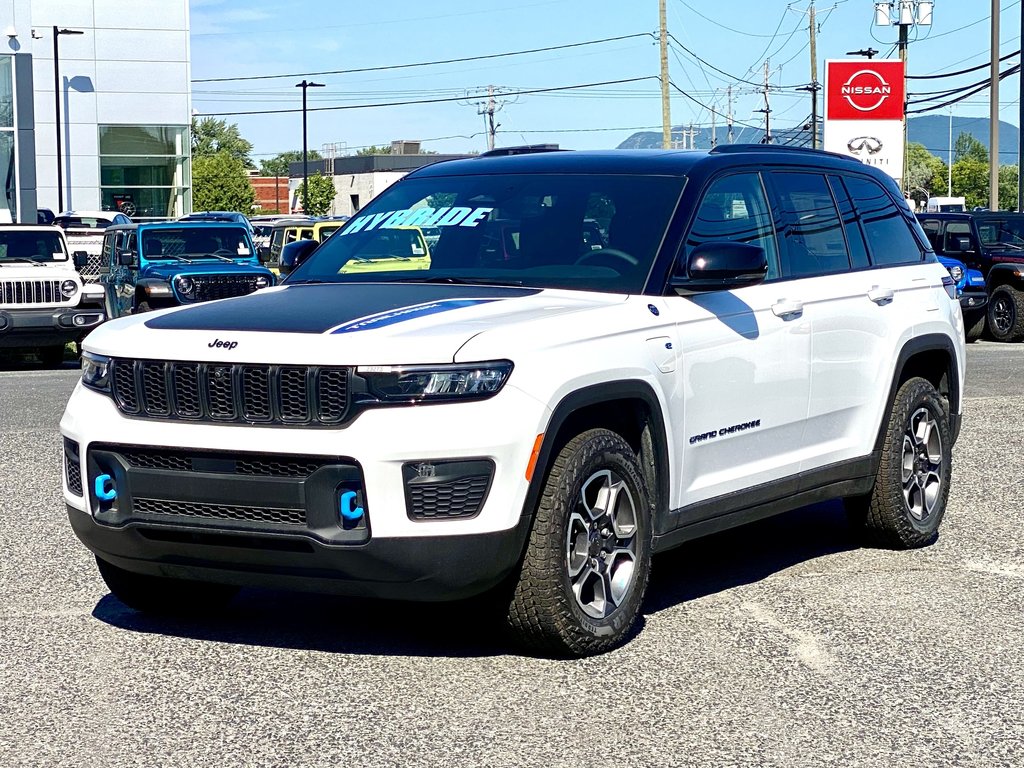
xmin=0 ymin=56 xmax=15 ymax=222
xmin=98 ymin=125 xmax=188 ymax=219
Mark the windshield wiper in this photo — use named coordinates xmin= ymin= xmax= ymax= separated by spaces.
xmin=0 ymin=257 xmax=47 ymax=266
xmin=390 ymin=276 xmax=525 ymax=286
xmin=153 ymin=253 xmax=194 ymax=264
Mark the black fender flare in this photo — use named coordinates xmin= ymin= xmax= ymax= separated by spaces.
xmin=875 ymin=333 xmax=962 ymax=454
xmin=520 ymin=379 xmax=672 ymax=534
xmin=986 ymin=263 xmax=1024 ymax=291
xmin=135 ymin=278 xmax=174 ymax=305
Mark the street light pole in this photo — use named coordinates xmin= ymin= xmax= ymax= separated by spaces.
xmin=295 ymin=80 xmax=324 ymax=213
xmin=53 ymin=26 xmax=83 ymax=213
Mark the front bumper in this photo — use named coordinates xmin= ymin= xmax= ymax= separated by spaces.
xmin=0 ymin=307 xmax=105 ymax=349
xmin=959 ymin=290 xmax=987 ymax=315
xmin=60 ymin=382 xmax=547 ymax=600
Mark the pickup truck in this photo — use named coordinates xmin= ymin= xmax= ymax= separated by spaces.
xmin=917 ymin=211 xmax=1024 ymax=342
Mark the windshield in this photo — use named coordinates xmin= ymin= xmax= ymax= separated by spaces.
xmin=54 ymin=215 xmax=114 ymax=229
xmin=976 ymin=217 xmax=1024 ymax=248
xmin=286 ymin=173 xmax=685 ymax=292
xmin=0 ymin=230 xmax=69 ymax=262
xmin=140 ymin=227 xmax=254 ymax=260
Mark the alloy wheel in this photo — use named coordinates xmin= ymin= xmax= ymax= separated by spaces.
xmin=901 ymin=407 xmax=943 ymax=522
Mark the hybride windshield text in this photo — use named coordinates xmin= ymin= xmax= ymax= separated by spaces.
xmin=342 ymin=206 xmax=494 ymax=235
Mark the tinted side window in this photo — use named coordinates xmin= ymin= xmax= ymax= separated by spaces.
xmin=844 ymin=176 xmax=923 ymax=265
xmin=770 ymin=172 xmax=849 ymax=278
xmin=828 ymin=175 xmax=870 ymax=269
xmin=685 ymin=172 xmax=780 ymax=279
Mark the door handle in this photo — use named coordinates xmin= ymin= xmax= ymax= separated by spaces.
xmin=868 ymin=286 xmax=894 ymax=305
xmin=771 ymin=298 xmax=804 ymax=318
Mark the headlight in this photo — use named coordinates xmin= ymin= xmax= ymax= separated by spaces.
xmin=60 ymin=279 xmax=78 ymax=298
xmin=254 ymin=274 xmax=271 ymax=289
xmin=948 ymin=265 xmax=964 ymax=282
xmin=174 ymin=275 xmax=195 ymax=298
xmin=357 ymin=361 xmax=513 ymax=403
xmin=81 ymin=352 xmax=111 ymax=393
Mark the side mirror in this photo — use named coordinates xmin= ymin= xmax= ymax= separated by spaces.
xmin=73 ymin=250 xmax=89 ymax=268
xmin=117 ymin=250 xmax=136 ymax=267
xmin=280 ymin=238 xmax=319 ymax=276
xmin=672 ymin=241 xmax=768 ymax=295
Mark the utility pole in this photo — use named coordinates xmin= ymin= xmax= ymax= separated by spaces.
xmin=1019 ymin=1 xmax=1023 ymax=210
xmin=659 ymin=0 xmax=671 ymax=149
xmin=758 ymin=60 xmax=772 ymax=144
xmin=727 ymin=85 xmax=734 ymax=144
xmin=711 ymin=102 xmax=718 ymax=148
xmin=990 ymin=0 xmax=1000 ymax=211
xmin=477 ymin=85 xmax=500 ymax=151
xmin=898 ymin=18 xmax=909 ymax=194
xmin=808 ymin=1 xmax=819 ymax=149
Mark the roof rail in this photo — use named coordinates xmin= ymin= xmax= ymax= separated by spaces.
xmin=709 ymin=143 xmax=860 ymax=163
xmin=477 ymin=144 xmax=564 ymax=158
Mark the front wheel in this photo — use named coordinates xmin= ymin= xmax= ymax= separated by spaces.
xmin=964 ymin=311 xmax=986 ymax=343
xmin=846 ymin=377 xmax=951 ymax=549
xmin=506 ymin=428 xmax=653 ymax=657
xmin=96 ymin=556 xmax=238 ymax=615
xmin=987 ymin=285 xmax=1024 ymax=342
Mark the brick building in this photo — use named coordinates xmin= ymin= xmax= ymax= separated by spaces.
xmin=249 ymin=174 xmax=290 ymax=215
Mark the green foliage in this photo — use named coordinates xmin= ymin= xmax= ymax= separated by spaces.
xmin=951 ymin=158 xmax=989 ymax=210
xmin=191 ymin=117 xmax=254 ymax=167
xmin=356 ymin=145 xmax=393 ymax=156
xmin=191 ymin=151 xmax=256 ymax=214
xmin=953 ymin=132 xmax=987 ymax=164
xmin=259 ymin=150 xmax=323 ymax=177
xmin=905 ymin=142 xmax=948 ymax=203
xmin=999 ymin=164 xmax=1019 ymax=211
xmin=297 ymin=172 xmax=337 ymax=216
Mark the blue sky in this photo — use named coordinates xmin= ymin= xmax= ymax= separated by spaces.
xmin=189 ymin=1 xmax=1023 ymax=162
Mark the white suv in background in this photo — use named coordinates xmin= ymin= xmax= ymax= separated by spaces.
xmin=60 ymin=146 xmax=964 ymax=656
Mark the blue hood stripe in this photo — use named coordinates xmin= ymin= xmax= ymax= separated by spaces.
xmin=329 ymin=299 xmax=500 ymax=334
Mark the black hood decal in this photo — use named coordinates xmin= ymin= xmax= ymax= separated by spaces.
xmin=144 ymin=283 xmax=539 ymax=334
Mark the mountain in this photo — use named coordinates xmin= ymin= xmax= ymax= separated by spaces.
xmin=617 ymin=115 xmax=1021 ymax=163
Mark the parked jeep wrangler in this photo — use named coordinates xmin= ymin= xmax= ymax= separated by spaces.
xmin=63 ymin=146 xmax=964 ymax=656
xmin=98 ymin=221 xmax=275 ymax=317
xmin=0 ymin=225 xmax=105 ymax=365
xmin=918 ymin=211 xmax=1024 ymax=341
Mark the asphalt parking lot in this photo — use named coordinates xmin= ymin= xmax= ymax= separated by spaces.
xmin=1 ymin=343 xmax=1021 ymax=768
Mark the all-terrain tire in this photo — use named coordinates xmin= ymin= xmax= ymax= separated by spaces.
xmin=506 ymin=428 xmax=653 ymax=657
xmin=964 ymin=312 xmax=986 ymax=343
xmin=987 ymin=285 xmax=1024 ymax=342
xmin=96 ymin=556 xmax=238 ymax=615
xmin=846 ymin=377 xmax=951 ymax=549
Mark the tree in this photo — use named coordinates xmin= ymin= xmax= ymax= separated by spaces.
xmin=951 ymin=158 xmax=989 ymax=210
xmin=905 ymin=142 xmax=948 ymax=205
xmin=191 ymin=117 xmax=254 ymax=168
xmin=191 ymin=151 xmax=256 ymax=213
xmin=259 ymin=150 xmax=322 ymax=177
xmin=296 ymin=172 xmax=336 ymax=216
xmin=356 ymin=145 xmax=393 ymax=156
xmin=999 ymin=164 xmax=1019 ymax=211
xmin=953 ymin=132 xmax=987 ymax=164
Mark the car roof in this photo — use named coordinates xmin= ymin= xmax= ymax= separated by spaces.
xmin=105 ymin=221 xmax=252 ymax=232
xmin=406 ymin=145 xmax=867 ymax=180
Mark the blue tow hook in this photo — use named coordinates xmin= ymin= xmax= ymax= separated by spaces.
xmin=95 ymin=474 xmax=117 ymax=502
xmin=339 ymin=490 xmax=364 ymax=522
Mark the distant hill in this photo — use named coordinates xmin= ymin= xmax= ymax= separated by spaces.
xmin=617 ymin=115 xmax=1021 ymax=163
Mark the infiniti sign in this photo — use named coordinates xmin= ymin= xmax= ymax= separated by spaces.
xmin=847 ymin=136 xmax=884 ymax=156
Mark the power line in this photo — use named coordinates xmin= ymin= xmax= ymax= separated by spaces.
xmin=191 ymin=32 xmax=654 ymax=84
xmin=909 ymin=50 xmax=1020 ymax=80
xmin=196 ymin=76 xmax=660 ymax=117
xmin=673 ymin=0 xmax=796 ymax=38
xmin=667 ymin=35 xmax=805 ymax=89
xmin=667 ymin=81 xmax=765 ymax=130
xmin=907 ymin=65 xmax=1022 ymax=114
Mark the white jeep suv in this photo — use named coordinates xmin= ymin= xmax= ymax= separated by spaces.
xmin=60 ymin=146 xmax=964 ymax=656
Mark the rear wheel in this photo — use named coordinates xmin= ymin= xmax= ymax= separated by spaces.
xmin=96 ymin=556 xmax=238 ymax=615
xmin=964 ymin=312 xmax=986 ymax=343
xmin=846 ymin=377 xmax=951 ymax=549
xmin=987 ymin=285 xmax=1024 ymax=342
xmin=506 ymin=428 xmax=653 ymax=657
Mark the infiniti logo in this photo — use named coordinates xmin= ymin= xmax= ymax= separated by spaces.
xmin=847 ymin=136 xmax=884 ymax=156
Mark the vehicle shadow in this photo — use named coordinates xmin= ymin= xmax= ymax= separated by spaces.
xmin=91 ymin=500 xmax=857 ymax=657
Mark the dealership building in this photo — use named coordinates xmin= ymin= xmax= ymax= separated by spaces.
xmin=0 ymin=0 xmax=191 ymax=222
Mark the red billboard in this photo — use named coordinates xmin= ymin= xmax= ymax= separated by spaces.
xmin=825 ymin=60 xmax=905 ymax=121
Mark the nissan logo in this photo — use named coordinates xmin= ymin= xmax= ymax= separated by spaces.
xmin=840 ymin=70 xmax=892 ymax=112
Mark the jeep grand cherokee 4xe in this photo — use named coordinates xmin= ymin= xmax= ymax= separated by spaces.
xmin=60 ymin=146 xmax=965 ymax=657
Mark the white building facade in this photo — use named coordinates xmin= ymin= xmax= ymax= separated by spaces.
xmin=0 ymin=0 xmax=191 ymax=221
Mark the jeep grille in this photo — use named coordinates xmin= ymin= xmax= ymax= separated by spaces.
xmin=186 ymin=274 xmax=266 ymax=302
xmin=109 ymin=359 xmax=351 ymax=426
xmin=1 ymin=279 xmax=74 ymax=306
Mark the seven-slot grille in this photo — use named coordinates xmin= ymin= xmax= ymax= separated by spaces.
xmin=0 ymin=279 xmax=73 ymax=305
xmin=110 ymin=359 xmax=350 ymax=426
xmin=186 ymin=274 xmax=265 ymax=302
